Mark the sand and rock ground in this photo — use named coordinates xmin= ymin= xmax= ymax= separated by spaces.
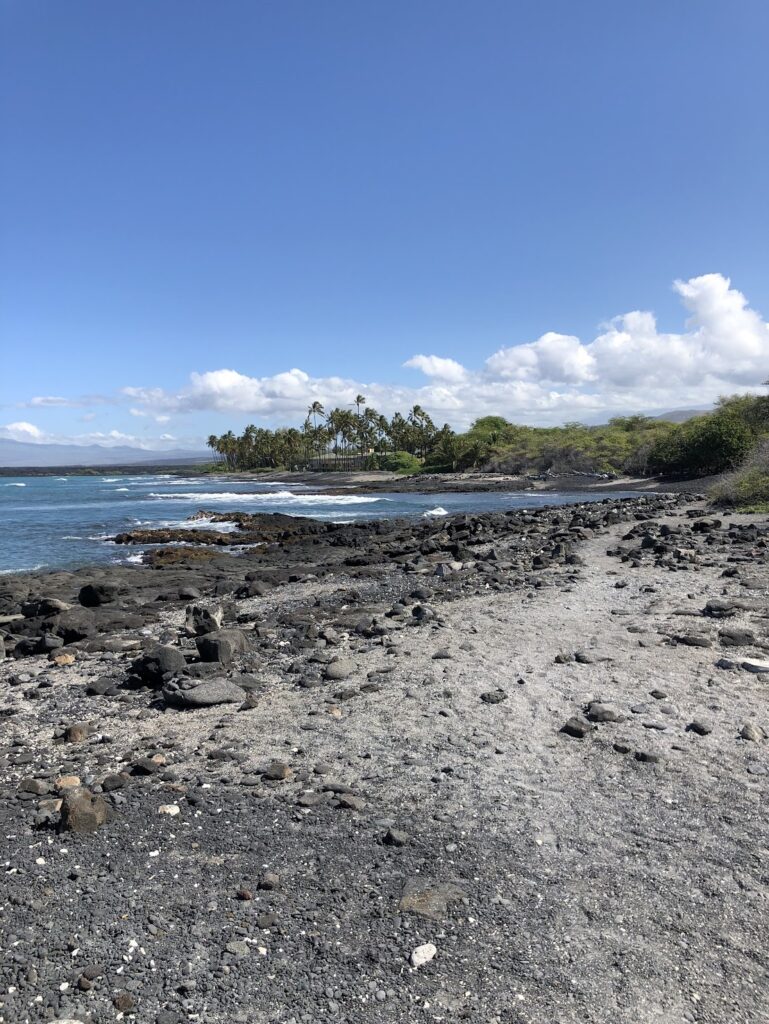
xmin=1 ymin=496 xmax=768 ymax=1024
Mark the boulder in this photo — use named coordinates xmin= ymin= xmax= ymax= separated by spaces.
xmin=60 ymin=787 xmax=109 ymax=833
xmin=21 ymin=596 xmax=70 ymax=618
xmin=324 ymin=658 xmax=354 ymax=681
xmin=195 ymin=628 xmax=249 ymax=665
xmin=185 ymin=603 xmax=224 ymax=636
xmin=162 ymin=678 xmax=246 ymax=708
xmin=129 ymin=645 xmax=187 ymax=687
xmin=46 ymin=607 xmax=97 ymax=644
xmin=78 ymin=583 xmax=118 ymax=607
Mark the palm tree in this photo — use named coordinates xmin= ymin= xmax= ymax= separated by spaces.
xmin=308 ymin=402 xmax=325 ymax=463
xmin=353 ymin=394 xmax=366 ymax=457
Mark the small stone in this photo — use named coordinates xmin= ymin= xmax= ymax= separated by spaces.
xmin=742 ymin=659 xmax=769 ymax=674
xmin=102 ymin=773 xmax=129 ymax=792
xmin=410 ymin=942 xmax=437 ymax=968
xmin=236 ymin=889 xmax=253 ymax=901
xmin=258 ymin=872 xmax=280 ymax=891
xmin=50 ymin=651 xmax=76 ymax=666
xmin=55 ymin=775 xmax=81 ymax=791
xmin=687 ymin=720 xmax=712 ymax=736
xmin=587 ymin=702 xmax=623 ymax=723
xmin=113 ymin=991 xmax=135 ymax=1012
xmin=740 ymin=722 xmax=766 ymax=742
xmin=263 ymin=761 xmax=292 ymax=781
xmin=158 ymin=804 xmax=180 ymax=816
xmin=226 ymin=940 xmax=249 ymax=957
xmin=399 ymin=878 xmax=466 ymax=921
xmin=480 ymin=689 xmax=507 ymax=704
xmin=561 ymin=716 xmax=593 ymax=739
xmin=337 ymin=793 xmax=365 ymax=811
xmin=635 ymin=751 xmax=662 ymax=764
xmin=383 ymin=828 xmax=410 ymax=847
xmin=324 ymin=659 xmax=354 ymax=681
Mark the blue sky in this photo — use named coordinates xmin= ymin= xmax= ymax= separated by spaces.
xmin=2 ymin=0 xmax=768 ymax=448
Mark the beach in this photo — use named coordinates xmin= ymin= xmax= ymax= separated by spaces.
xmin=1 ymin=492 xmax=768 ymax=1022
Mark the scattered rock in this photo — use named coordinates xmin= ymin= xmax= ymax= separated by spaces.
xmin=410 ymin=942 xmax=437 ymax=968
xmin=399 ymin=878 xmax=466 ymax=921
xmin=60 ymin=787 xmax=109 ymax=833
xmin=561 ymin=716 xmax=594 ymax=739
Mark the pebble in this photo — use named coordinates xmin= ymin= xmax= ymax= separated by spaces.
xmin=410 ymin=942 xmax=437 ymax=968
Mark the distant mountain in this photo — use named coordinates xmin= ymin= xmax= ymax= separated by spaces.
xmin=0 ymin=438 xmax=209 ymax=468
xmin=653 ymin=407 xmax=711 ymax=423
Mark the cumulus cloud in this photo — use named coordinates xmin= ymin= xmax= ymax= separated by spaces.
xmin=486 ymin=332 xmax=595 ymax=384
xmin=1 ymin=421 xmax=45 ymax=441
xmin=403 ymin=354 xmax=468 ymax=383
xmin=118 ymin=274 xmax=769 ymax=429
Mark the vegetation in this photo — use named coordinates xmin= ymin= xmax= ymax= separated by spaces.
xmin=711 ymin=437 xmax=769 ymax=510
xmin=206 ymin=391 xmax=769 ymax=500
xmin=207 ymin=399 xmax=448 ymax=471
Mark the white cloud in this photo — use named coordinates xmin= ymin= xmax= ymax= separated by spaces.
xmin=1 ymin=421 xmax=44 ymax=441
xmin=486 ymin=332 xmax=595 ymax=384
xmin=25 ymin=394 xmax=113 ymax=409
xmin=118 ymin=274 xmax=769 ymax=429
xmin=403 ymin=354 xmax=468 ymax=383
xmin=0 ymin=420 xmax=187 ymax=450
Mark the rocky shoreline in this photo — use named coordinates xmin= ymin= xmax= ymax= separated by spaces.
xmin=2 ymin=493 xmax=768 ymax=1023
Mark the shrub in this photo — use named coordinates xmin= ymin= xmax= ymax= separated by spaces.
xmin=711 ymin=439 xmax=769 ymax=507
xmin=376 ymin=451 xmax=422 ymax=473
xmin=649 ymin=413 xmax=753 ymax=477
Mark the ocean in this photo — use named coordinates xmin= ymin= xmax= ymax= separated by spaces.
xmin=0 ymin=474 xmax=640 ymax=574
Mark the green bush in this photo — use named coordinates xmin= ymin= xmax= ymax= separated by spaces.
xmin=649 ymin=413 xmax=753 ymax=477
xmin=711 ymin=439 xmax=769 ymax=507
xmin=377 ymin=450 xmax=422 ymax=473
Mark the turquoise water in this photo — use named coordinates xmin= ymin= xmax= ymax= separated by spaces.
xmin=0 ymin=474 xmax=639 ymax=573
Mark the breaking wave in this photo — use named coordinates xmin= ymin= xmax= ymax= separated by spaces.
xmin=147 ymin=490 xmax=385 ymax=506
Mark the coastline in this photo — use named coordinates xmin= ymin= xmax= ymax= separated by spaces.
xmin=2 ymin=493 xmax=768 ymax=1021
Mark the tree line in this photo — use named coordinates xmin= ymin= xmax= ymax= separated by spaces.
xmin=206 ymin=397 xmax=450 ymax=471
xmin=206 ymin=391 xmax=769 ymax=481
